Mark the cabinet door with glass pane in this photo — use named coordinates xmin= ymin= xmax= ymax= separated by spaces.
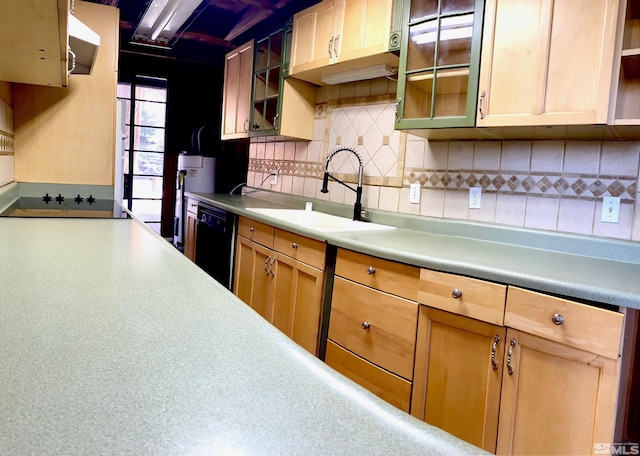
xmin=395 ymin=0 xmax=484 ymax=129
xmin=251 ymin=28 xmax=283 ymax=135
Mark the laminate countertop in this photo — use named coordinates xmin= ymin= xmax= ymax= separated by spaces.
xmin=0 ymin=217 xmax=486 ymax=455
xmin=188 ymin=191 xmax=640 ymax=310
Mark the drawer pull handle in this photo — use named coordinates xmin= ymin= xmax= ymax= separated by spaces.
xmin=491 ymin=334 xmax=500 ymax=371
xmin=263 ymin=256 xmax=271 ymax=274
xmin=291 ymin=242 xmax=298 ymax=249
xmin=507 ymin=339 xmax=517 ymax=375
xmin=361 ymin=321 xmax=371 ymax=330
xmin=451 ymin=288 xmax=462 ymax=299
xmin=249 ymin=227 xmax=255 ymax=233
xmin=552 ymin=313 xmax=564 ymax=325
xmin=367 ymin=266 xmax=375 ymax=275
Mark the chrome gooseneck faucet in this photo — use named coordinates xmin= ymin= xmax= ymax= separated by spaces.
xmin=320 ymin=146 xmax=364 ymax=221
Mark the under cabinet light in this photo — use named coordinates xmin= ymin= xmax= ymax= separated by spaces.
xmin=320 ymin=64 xmax=397 ymax=85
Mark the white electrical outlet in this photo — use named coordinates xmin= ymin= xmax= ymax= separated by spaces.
xmin=409 ymin=183 xmax=421 ymax=204
xmin=601 ymin=196 xmax=620 ymax=223
xmin=271 ymin=170 xmax=278 ymax=186
xmin=469 ymin=187 xmax=481 ymax=209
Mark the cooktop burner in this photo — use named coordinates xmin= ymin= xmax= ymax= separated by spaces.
xmin=0 ymin=196 xmax=131 ymax=219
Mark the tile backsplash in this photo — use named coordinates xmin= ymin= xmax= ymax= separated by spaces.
xmin=249 ymin=78 xmax=640 ymax=242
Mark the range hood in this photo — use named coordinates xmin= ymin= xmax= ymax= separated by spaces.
xmin=68 ymin=14 xmax=100 ymax=75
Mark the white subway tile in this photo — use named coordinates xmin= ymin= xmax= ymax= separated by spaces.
xmin=424 ymin=141 xmax=448 ymax=170
xmin=495 ymin=193 xmax=526 ymax=227
xmin=0 ymin=156 xmax=14 ymax=187
xmin=600 ymin=141 xmax=640 ymax=177
xmin=378 ymin=186 xmax=400 ymax=211
xmin=524 ymin=196 xmax=558 ymax=231
xmin=531 ymin=140 xmax=564 ymax=173
xmin=557 ymin=198 xmax=595 ymax=236
xmin=564 ymin=141 xmax=600 ymax=174
xmin=500 ymin=141 xmax=531 ymax=172
xmin=420 ymin=189 xmax=444 ymax=218
xmin=473 ymin=141 xmax=501 ymax=170
xmin=448 ymin=141 xmax=474 ymax=170
xmin=405 ymin=138 xmax=426 ymax=169
xmin=443 ymin=190 xmax=469 ymax=220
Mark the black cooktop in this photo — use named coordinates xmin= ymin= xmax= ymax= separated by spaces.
xmin=0 ymin=194 xmax=131 ymax=219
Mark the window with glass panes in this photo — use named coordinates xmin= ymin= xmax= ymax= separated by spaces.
xmin=117 ymin=76 xmax=167 ymax=235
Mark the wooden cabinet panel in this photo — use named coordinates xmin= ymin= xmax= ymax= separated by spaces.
xmin=505 ymin=287 xmax=624 ymax=359
xmin=412 ymin=307 xmax=505 ymax=453
xmin=221 ymin=40 xmax=253 ymax=140
xmin=496 ymin=328 xmax=621 ymax=455
xmin=274 ymin=228 xmax=326 ymax=270
xmin=477 ymin=0 xmax=619 ymax=127
xmin=418 ymin=269 xmax=507 ymax=325
xmin=272 ymin=253 xmax=324 ymax=354
xmin=184 ymin=210 xmax=198 ymax=262
xmin=329 ymin=277 xmax=418 ymax=379
xmin=325 ymin=340 xmax=412 ymax=412
xmin=233 ymin=236 xmax=273 ymax=319
xmin=290 ymin=0 xmax=337 ymax=73
xmin=14 ymin=1 xmax=119 ymax=185
xmin=335 ymin=248 xmax=420 ymax=301
xmin=237 ymin=216 xmax=275 ymax=248
xmin=337 ymin=0 xmax=393 ymax=63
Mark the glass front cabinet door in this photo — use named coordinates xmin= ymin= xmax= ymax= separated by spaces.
xmin=251 ymin=27 xmax=284 ymax=134
xmin=395 ymin=0 xmax=484 ymax=129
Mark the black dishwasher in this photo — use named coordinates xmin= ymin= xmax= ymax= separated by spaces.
xmin=195 ymin=203 xmax=235 ymax=290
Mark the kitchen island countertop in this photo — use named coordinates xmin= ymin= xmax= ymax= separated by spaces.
xmin=0 ymin=217 xmax=486 ymax=455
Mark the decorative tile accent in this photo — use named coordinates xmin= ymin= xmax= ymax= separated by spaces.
xmin=0 ymin=132 xmax=14 ymax=155
xmin=0 ymin=99 xmax=14 ymax=156
xmin=403 ymin=169 xmax=637 ymax=202
xmin=249 ymin=158 xmax=323 ymax=179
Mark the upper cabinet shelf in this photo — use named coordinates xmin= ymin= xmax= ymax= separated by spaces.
xmin=0 ymin=0 xmax=69 ymax=87
xmin=613 ymin=0 xmax=640 ymax=126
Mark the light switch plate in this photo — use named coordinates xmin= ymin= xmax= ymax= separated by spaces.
xmin=409 ymin=183 xmax=421 ymax=204
xmin=601 ymin=197 xmax=620 ymax=223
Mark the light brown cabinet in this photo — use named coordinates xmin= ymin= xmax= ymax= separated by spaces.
xmin=325 ymin=249 xmax=420 ymax=412
xmin=0 ymin=0 xmax=69 ymax=87
xmin=497 ymin=287 xmax=624 ymax=455
xmin=290 ymin=0 xmax=398 ymax=85
xmin=184 ymin=198 xmax=198 ymax=262
xmin=221 ymin=40 xmax=254 ymax=140
xmin=476 ymin=0 xmax=620 ymax=127
xmin=13 ymin=1 xmax=119 ymax=185
xmin=233 ymin=216 xmax=326 ymax=355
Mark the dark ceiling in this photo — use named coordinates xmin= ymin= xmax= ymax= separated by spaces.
xmin=86 ymin=0 xmax=318 ymax=66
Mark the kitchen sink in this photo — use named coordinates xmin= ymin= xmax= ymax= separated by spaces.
xmin=245 ymin=208 xmax=396 ymax=233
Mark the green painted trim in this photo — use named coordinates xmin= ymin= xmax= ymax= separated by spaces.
xmin=395 ymin=0 xmax=485 ymax=130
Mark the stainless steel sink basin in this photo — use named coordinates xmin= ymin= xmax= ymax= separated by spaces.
xmin=245 ymin=208 xmax=396 ymax=233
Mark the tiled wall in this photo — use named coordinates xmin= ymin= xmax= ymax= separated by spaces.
xmin=0 ymin=92 xmax=14 ymax=187
xmin=249 ymin=78 xmax=640 ymax=242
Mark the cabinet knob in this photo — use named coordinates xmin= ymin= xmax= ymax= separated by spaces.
xmin=291 ymin=242 xmax=298 ymax=249
xmin=451 ymin=288 xmax=462 ymax=299
xmin=367 ymin=266 xmax=375 ymax=275
xmin=361 ymin=321 xmax=371 ymax=330
xmin=552 ymin=313 xmax=564 ymax=325
xmin=249 ymin=227 xmax=255 ymax=233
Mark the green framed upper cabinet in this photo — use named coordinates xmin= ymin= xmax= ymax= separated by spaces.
xmin=250 ymin=19 xmax=316 ymax=140
xmin=395 ymin=0 xmax=485 ymax=129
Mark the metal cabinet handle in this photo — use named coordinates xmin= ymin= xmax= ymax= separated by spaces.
xmin=243 ymin=119 xmax=249 ymax=132
xmin=361 ymin=321 xmax=370 ymax=330
xmin=394 ymin=98 xmax=401 ymax=120
xmin=264 ymin=256 xmax=271 ymax=274
xmin=367 ymin=266 xmax=375 ymax=275
xmin=291 ymin=242 xmax=298 ymax=249
xmin=451 ymin=288 xmax=462 ymax=299
xmin=479 ymin=90 xmax=486 ymax=119
xmin=507 ymin=339 xmax=517 ymax=375
xmin=333 ymin=35 xmax=339 ymax=58
xmin=491 ymin=335 xmax=500 ymax=371
xmin=273 ymin=113 xmax=279 ymax=129
xmin=249 ymin=227 xmax=255 ymax=233
xmin=552 ymin=313 xmax=564 ymax=325
xmin=328 ymin=37 xmax=334 ymax=58
xmin=269 ymin=257 xmax=276 ymax=276
xmin=67 ymin=48 xmax=76 ymax=74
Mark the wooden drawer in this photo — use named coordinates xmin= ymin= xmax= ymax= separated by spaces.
xmin=335 ymin=248 xmax=420 ymax=301
xmin=419 ymin=269 xmax=507 ymax=326
xmin=329 ymin=277 xmax=418 ymax=380
xmin=505 ymin=287 xmax=624 ymax=359
xmin=325 ymin=340 xmax=412 ymax=412
xmin=274 ymin=228 xmax=325 ymax=270
xmin=186 ymin=197 xmax=198 ymax=215
xmin=237 ymin=216 xmax=275 ymax=248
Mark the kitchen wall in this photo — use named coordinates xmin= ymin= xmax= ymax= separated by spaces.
xmin=248 ymin=78 xmax=640 ymax=243
xmin=0 ymin=81 xmax=14 ymax=187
